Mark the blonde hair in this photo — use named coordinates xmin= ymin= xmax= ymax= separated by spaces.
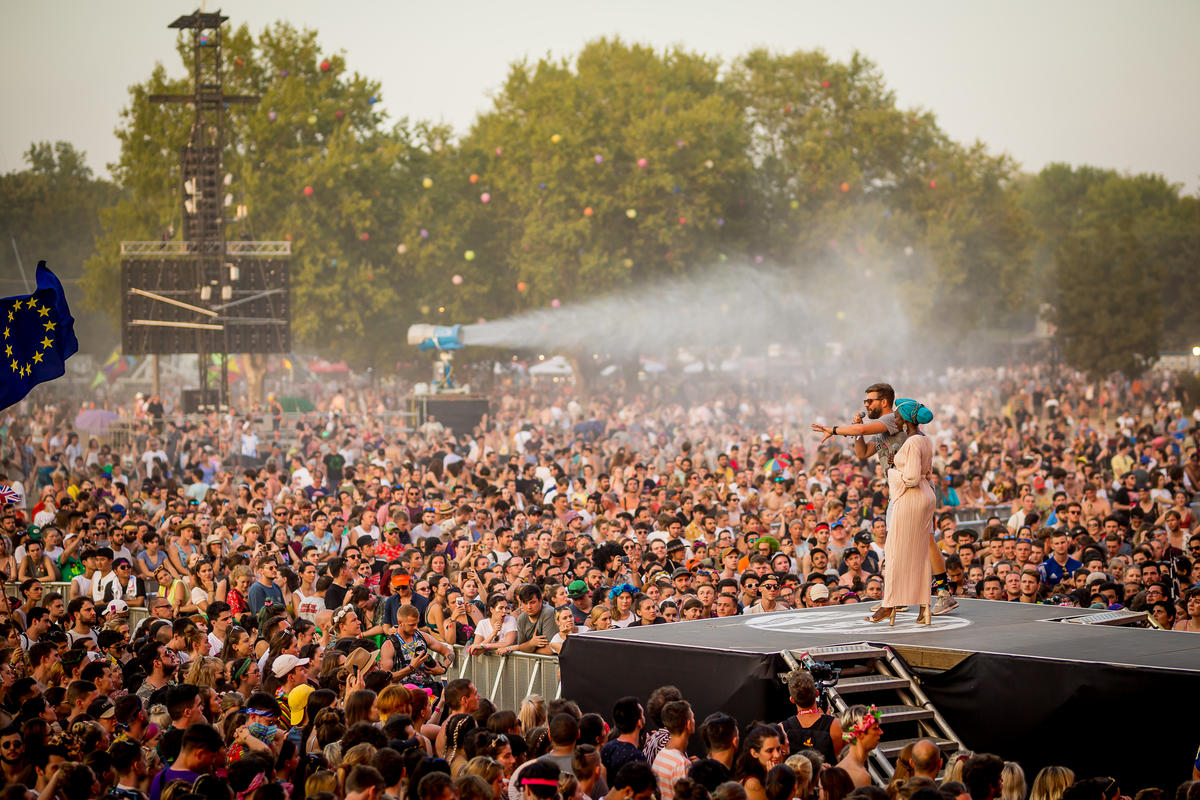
xmin=377 ymin=683 xmax=412 ymax=722
xmin=305 ymin=770 xmax=337 ymax=796
xmin=337 ymin=742 xmax=378 ymax=794
xmin=943 ymin=751 xmax=973 ymax=784
xmin=1029 ymin=766 xmax=1075 ymax=800
xmin=518 ymin=695 xmax=546 ymax=733
xmin=784 ymin=754 xmax=812 ymax=797
xmin=186 ymin=656 xmax=224 ymax=688
xmin=1001 ymin=761 xmax=1026 ymax=800
xmin=463 ymin=756 xmax=504 ymax=785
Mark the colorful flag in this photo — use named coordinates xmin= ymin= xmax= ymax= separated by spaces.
xmin=1 ymin=261 xmax=79 ymax=410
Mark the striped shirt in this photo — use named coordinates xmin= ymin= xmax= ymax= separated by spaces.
xmin=652 ymin=747 xmax=690 ymax=800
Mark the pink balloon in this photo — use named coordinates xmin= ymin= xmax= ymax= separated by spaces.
xmin=452 ymin=275 xmax=463 ymax=285
xmin=551 ymin=299 xmax=561 ymax=308
xmin=480 ymin=192 xmax=491 ymax=203
xmin=637 ymin=157 xmax=648 ymax=168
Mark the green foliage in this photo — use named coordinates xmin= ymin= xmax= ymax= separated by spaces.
xmin=1052 ymin=222 xmax=1162 ymax=379
xmin=1026 ymin=163 xmax=1200 ymax=371
xmin=67 ymin=26 xmax=1197 ymax=370
xmin=0 ymin=141 xmax=120 ymax=348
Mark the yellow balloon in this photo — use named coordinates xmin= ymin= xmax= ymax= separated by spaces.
xmin=422 ymin=177 xmax=433 ymax=188
xmin=625 ymin=209 xmax=637 ymax=219
xmin=464 ymin=250 xmax=476 ymax=261
xmin=550 ymin=134 xmax=562 ymax=144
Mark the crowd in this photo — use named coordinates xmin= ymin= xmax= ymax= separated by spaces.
xmin=0 ymin=362 xmax=1199 ymax=800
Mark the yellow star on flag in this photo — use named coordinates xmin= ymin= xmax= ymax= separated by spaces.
xmin=2 ymin=326 xmax=8 ymax=338
xmin=40 ymin=336 xmax=54 ymax=349
xmin=8 ymin=359 xmax=16 ymax=372
xmin=4 ymin=345 xmax=10 ymax=357
xmin=44 ymin=320 xmax=56 ymax=331
xmin=12 ymin=299 xmax=22 ymax=311
xmin=32 ymin=351 xmax=43 ymax=364
xmin=37 ymin=305 xmax=50 ymax=317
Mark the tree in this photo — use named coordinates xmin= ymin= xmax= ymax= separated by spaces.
xmin=1052 ymin=222 xmax=1161 ymax=378
xmin=0 ymin=141 xmax=120 ymax=351
xmin=82 ymin=23 xmax=417 ymax=370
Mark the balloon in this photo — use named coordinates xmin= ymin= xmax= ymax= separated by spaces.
xmin=583 ymin=207 xmax=594 ymax=217
xmin=676 ymin=139 xmax=686 ymax=147
xmin=469 ymin=174 xmax=479 ymax=183
xmin=307 ymin=114 xmax=317 ymax=125
xmin=284 ymin=233 xmax=292 ymax=241
xmin=678 ymin=216 xmax=686 ymax=225
xmin=705 ymin=159 xmax=714 ymax=169
xmin=550 ymin=134 xmax=562 ymax=144
xmin=754 ymin=255 xmax=764 ymax=264
xmin=452 ymin=274 xmax=463 ymax=285
xmin=368 ymin=96 xmax=378 ymax=104
xmin=904 ymin=246 xmax=914 ymax=256
xmin=420 ymin=228 xmax=429 ymax=239
xmin=360 ymin=232 xmax=370 ymax=241
xmin=320 ymin=59 xmax=331 ymax=72
xmin=268 ymin=110 xmax=277 ymax=122
xmin=495 ymin=147 xmax=503 ymax=156
xmin=551 ymin=299 xmax=561 ymax=308
xmin=625 ymin=209 xmax=637 ymax=219
xmin=422 ymin=177 xmax=433 ymax=188
xmin=235 ymin=57 xmax=244 ymax=68
xmin=594 ymin=154 xmax=604 ymax=164
xmin=539 ymin=183 xmax=546 ymax=189
xmin=637 ymin=157 xmax=648 ymax=168
xmin=822 ymin=80 xmax=830 ymax=88
xmin=929 ymin=179 xmax=937 ymax=189
xmin=622 ymin=258 xmax=633 ymax=268
xmin=397 ymin=244 xmax=407 ymax=254
xmin=517 ymin=281 xmax=528 ymax=292
xmin=335 ymin=110 xmax=344 ymax=120
xmin=673 ymin=186 xmax=680 ymax=194
xmin=464 ymin=251 xmax=475 ymax=261
xmin=281 ymin=69 xmax=289 ymax=77
xmin=303 ymin=186 xmax=313 ymax=196
xmin=480 ymin=193 xmax=491 ymax=203
xmin=790 ymin=200 xmax=800 ymax=209
xmin=716 ymin=218 xmax=725 ymax=227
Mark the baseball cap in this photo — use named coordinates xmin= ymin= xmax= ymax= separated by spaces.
xmin=807 ymin=583 xmax=831 ymax=601
xmin=105 ymin=598 xmax=129 ymax=616
xmin=853 ymin=531 xmax=872 ymax=545
xmin=271 ymin=654 xmax=311 ymax=678
xmin=566 ymin=580 xmax=588 ymax=599
xmin=288 ymin=684 xmax=315 ymax=726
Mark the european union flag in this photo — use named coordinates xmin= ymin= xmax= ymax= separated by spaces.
xmin=1 ymin=260 xmax=79 ymax=410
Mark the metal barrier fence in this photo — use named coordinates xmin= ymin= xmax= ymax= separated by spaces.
xmin=447 ymin=646 xmax=561 ymax=710
xmin=3 ymin=581 xmax=149 ymax=629
xmin=950 ymin=504 xmax=1011 ymax=528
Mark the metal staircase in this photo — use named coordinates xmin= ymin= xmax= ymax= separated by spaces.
xmin=780 ymin=644 xmax=963 ymax=786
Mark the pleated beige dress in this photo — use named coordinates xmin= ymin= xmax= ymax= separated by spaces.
xmin=882 ymin=433 xmax=934 ymax=607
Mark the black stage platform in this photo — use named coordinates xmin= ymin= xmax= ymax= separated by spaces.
xmin=560 ymin=599 xmax=1200 ymax=789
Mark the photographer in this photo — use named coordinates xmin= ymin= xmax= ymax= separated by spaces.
xmin=777 ymin=670 xmax=843 ymax=766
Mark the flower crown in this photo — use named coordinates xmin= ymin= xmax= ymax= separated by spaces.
xmin=842 ymin=704 xmax=882 ymax=743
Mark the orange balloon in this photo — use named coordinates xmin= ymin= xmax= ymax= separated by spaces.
xmin=929 ymin=179 xmax=937 ymax=189
xmin=517 ymin=281 xmax=528 ymax=292
xmin=583 ymin=207 xmax=594 ymax=217
xmin=469 ymin=174 xmax=479 ymax=183
xmin=840 ymin=182 xmax=850 ymax=193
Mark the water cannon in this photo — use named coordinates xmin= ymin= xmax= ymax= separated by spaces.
xmin=407 ymin=323 xmax=472 ymax=393
xmin=407 ymin=324 xmax=465 ymax=352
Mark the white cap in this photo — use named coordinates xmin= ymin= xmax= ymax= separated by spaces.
xmin=271 ymin=654 xmax=311 ymax=678
xmin=105 ymin=599 xmax=129 ymax=615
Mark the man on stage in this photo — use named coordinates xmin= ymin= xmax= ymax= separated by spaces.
xmin=811 ymin=383 xmax=958 ymax=615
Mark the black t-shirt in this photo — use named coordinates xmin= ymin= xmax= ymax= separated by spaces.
xmin=324 ymin=581 xmax=349 ymax=610
xmin=324 ymin=453 xmax=346 ymax=483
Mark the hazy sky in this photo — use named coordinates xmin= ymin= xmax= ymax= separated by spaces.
xmin=3 ymin=0 xmax=1198 ymax=192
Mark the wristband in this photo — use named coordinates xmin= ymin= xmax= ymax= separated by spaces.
xmin=833 ymin=426 xmax=839 ymax=436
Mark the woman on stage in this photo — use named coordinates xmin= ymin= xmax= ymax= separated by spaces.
xmin=869 ymin=399 xmax=936 ymax=625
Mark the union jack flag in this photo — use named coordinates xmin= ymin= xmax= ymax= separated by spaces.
xmin=0 ymin=485 xmax=19 ymax=505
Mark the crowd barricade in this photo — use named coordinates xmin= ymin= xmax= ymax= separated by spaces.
xmin=448 ymin=645 xmax=561 ymax=709
xmin=950 ymin=504 xmax=1011 ymax=528
xmin=3 ymin=580 xmax=149 ymax=630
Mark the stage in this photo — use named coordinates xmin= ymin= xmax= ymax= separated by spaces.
xmin=559 ymin=599 xmax=1200 ymax=789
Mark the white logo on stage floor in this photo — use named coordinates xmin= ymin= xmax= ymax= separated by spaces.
xmin=742 ymin=607 xmax=972 ymax=635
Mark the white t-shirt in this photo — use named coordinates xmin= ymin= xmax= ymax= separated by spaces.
xmin=294 ymin=590 xmax=326 ymax=623
xmin=473 ymin=615 xmax=518 ymax=643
